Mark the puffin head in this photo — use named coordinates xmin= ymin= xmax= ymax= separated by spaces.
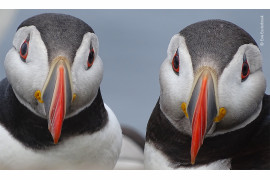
xmin=159 ymin=20 xmax=266 ymax=164
xmin=4 ymin=13 xmax=103 ymax=144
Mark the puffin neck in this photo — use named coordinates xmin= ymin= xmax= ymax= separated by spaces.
xmin=0 ymin=78 xmax=108 ymax=150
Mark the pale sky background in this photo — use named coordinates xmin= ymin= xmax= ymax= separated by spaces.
xmin=0 ymin=10 xmax=269 ymax=136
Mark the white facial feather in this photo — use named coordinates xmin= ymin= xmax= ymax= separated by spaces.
xmin=69 ymin=32 xmax=103 ymax=117
xmin=216 ymin=44 xmax=266 ymax=132
xmin=4 ymin=26 xmax=48 ymax=117
xmin=159 ymin=34 xmax=194 ymax=135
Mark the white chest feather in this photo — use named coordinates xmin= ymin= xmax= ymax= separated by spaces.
xmin=0 ymin=105 xmax=122 ymax=169
xmin=144 ymin=143 xmax=231 ymax=170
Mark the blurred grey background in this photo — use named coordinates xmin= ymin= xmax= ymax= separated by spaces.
xmin=0 ymin=10 xmax=269 ymax=136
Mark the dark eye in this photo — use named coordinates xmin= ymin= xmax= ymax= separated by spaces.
xmin=20 ymin=40 xmax=29 ymax=61
xmin=172 ymin=49 xmax=179 ymax=73
xmin=87 ymin=47 xmax=95 ymax=69
xmin=241 ymin=54 xmax=250 ymax=81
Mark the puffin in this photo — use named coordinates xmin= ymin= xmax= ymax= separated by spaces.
xmin=144 ymin=20 xmax=270 ymax=170
xmin=0 ymin=13 xmax=122 ymax=169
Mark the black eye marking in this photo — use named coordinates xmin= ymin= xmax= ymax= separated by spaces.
xmin=87 ymin=46 xmax=95 ymax=69
xmin=241 ymin=54 xmax=250 ymax=81
xmin=172 ymin=49 xmax=179 ymax=73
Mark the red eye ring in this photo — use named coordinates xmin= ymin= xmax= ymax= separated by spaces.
xmin=241 ymin=54 xmax=250 ymax=81
xmin=241 ymin=62 xmax=250 ymax=80
xmin=20 ymin=40 xmax=29 ymax=60
xmin=87 ymin=48 xmax=95 ymax=68
xmin=172 ymin=50 xmax=179 ymax=73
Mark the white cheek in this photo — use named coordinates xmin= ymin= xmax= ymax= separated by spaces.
xmin=70 ymin=33 xmax=103 ymax=114
xmin=4 ymin=26 xmax=49 ymax=116
xmin=159 ymin=35 xmax=193 ymax=120
xmin=218 ymin=45 xmax=266 ymax=128
xmin=160 ymin=58 xmax=193 ymax=117
xmin=72 ymin=56 xmax=103 ymax=101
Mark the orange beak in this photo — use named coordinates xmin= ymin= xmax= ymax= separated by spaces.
xmin=186 ymin=70 xmax=218 ymax=164
xmin=41 ymin=57 xmax=73 ymax=144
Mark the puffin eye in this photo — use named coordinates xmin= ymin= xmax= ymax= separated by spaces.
xmin=20 ymin=40 xmax=29 ymax=61
xmin=87 ymin=47 xmax=95 ymax=69
xmin=172 ymin=49 xmax=179 ymax=73
xmin=241 ymin=54 xmax=250 ymax=81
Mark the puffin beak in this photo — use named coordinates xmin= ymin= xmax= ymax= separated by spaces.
xmin=184 ymin=69 xmax=220 ymax=165
xmin=39 ymin=56 xmax=74 ymax=144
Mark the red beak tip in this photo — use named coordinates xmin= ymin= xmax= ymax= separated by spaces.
xmin=54 ymin=139 xmax=59 ymax=144
xmin=50 ymin=130 xmax=61 ymax=144
xmin=191 ymin=151 xmax=197 ymax=165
